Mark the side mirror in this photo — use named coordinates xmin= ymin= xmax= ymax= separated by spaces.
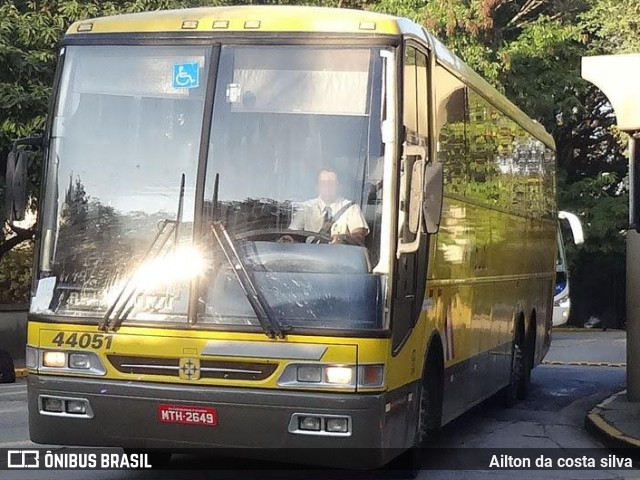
xmin=4 ymin=137 xmax=42 ymax=222
xmin=423 ymin=162 xmax=444 ymax=234
xmin=5 ymin=150 xmax=28 ymax=222
xmin=397 ymin=144 xmax=426 ymax=256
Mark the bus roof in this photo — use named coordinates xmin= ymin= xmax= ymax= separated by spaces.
xmin=65 ymin=6 xmax=554 ymax=149
xmin=66 ymin=6 xmax=403 ymax=36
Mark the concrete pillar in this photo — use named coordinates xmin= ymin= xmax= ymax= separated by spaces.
xmin=582 ymin=55 xmax=640 ymax=401
xmin=628 ymin=136 xmax=640 ymax=401
xmin=627 ymin=230 xmax=640 ymax=400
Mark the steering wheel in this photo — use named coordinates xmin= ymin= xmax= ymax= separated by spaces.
xmin=234 ymin=228 xmax=332 ymax=244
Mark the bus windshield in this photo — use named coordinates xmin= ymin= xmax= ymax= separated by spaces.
xmin=35 ymin=43 xmax=387 ymax=331
xmin=200 ymin=45 xmax=386 ymax=330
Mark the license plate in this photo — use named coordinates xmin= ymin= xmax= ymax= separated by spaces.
xmin=157 ymin=404 xmax=217 ymax=427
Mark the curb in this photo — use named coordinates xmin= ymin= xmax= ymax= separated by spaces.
xmin=585 ymin=390 xmax=640 ymax=449
xmin=553 ymin=327 xmax=625 ymax=333
xmin=543 ymin=360 xmax=626 ymax=367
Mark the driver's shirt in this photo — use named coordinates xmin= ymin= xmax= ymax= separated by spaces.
xmin=289 ymin=197 xmax=369 ymax=236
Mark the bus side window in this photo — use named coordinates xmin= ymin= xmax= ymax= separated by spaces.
xmin=403 ymin=46 xmax=418 ymax=138
xmin=416 ymin=50 xmax=428 ymax=145
xmin=434 ymin=64 xmax=468 ymax=197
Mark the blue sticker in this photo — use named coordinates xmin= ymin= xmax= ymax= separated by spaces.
xmin=173 ymin=62 xmax=200 ymax=89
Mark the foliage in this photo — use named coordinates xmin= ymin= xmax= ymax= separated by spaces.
xmin=581 ymin=0 xmax=640 ymax=54
xmin=0 ymin=240 xmax=33 ymax=304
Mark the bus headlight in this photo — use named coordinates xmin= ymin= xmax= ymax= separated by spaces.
xmin=278 ymin=364 xmax=384 ymax=389
xmin=297 ymin=366 xmax=322 ymax=383
xmin=43 ymin=351 xmax=66 ymax=368
xmin=36 ymin=348 xmax=106 ymax=375
xmin=68 ymin=353 xmax=91 ymax=369
xmin=325 ymin=366 xmax=353 ymax=384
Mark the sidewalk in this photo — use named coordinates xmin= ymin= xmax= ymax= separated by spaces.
xmin=586 ymin=390 xmax=640 ymax=448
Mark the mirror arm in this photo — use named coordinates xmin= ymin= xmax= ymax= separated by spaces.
xmin=396 ymin=144 xmax=427 ymax=257
xmin=397 ymin=226 xmax=422 ymax=256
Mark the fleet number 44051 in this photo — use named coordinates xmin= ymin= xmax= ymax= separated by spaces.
xmin=51 ymin=332 xmax=113 ymax=349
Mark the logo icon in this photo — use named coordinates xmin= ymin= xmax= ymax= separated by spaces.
xmin=179 ymin=357 xmax=200 ymax=381
xmin=172 ymin=62 xmax=199 ymax=89
xmin=7 ymin=450 xmax=40 ymax=468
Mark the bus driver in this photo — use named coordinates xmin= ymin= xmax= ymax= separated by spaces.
xmin=280 ymin=167 xmax=369 ymax=246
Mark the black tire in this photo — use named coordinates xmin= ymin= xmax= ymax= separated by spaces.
xmin=517 ymin=325 xmax=534 ymax=400
xmin=415 ymin=351 xmax=443 ymax=446
xmin=503 ymin=328 xmax=524 ymax=407
xmin=0 ymin=350 xmax=16 ymax=384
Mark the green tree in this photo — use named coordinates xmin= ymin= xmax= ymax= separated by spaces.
xmin=581 ymin=0 xmax=640 ymax=54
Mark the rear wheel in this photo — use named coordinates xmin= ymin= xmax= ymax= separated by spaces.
xmin=0 ymin=350 xmax=16 ymax=384
xmin=517 ymin=321 xmax=535 ymax=400
xmin=503 ymin=324 xmax=525 ymax=407
xmin=503 ymin=342 xmax=522 ymax=407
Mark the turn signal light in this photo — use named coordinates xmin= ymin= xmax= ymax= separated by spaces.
xmin=359 ymin=364 xmax=384 ymax=387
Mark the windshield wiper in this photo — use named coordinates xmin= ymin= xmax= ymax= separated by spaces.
xmin=99 ymin=173 xmax=186 ymax=332
xmin=211 ymin=220 xmax=285 ymax=339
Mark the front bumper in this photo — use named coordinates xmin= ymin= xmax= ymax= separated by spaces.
xmin=28 ymin=374 xmax=400 ymax=466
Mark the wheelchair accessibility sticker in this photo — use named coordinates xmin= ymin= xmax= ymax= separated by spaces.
xmin=173 ymin=62 xmax=200 ymax=89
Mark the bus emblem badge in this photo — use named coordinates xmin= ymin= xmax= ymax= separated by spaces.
xmin=179 ymin=358 xmax=201 ymax=381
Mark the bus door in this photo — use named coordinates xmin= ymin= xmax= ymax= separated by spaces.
xmin=391 ymin=45 xmax=431 ymax=354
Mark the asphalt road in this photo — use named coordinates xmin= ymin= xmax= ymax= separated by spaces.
xmin=0 ymin=330 xmax=632 ymax=480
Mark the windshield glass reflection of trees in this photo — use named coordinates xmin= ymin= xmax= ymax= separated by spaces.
xmin=36 ymin=46 xmax=209 ymax=321
xmin=201 ymin=46 xmax=386 ymax=330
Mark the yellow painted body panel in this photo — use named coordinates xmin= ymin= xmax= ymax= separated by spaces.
xmin=28 ymin=321 xmax=391 ymax=392
xmin=432 ymin=196 xmax=555 ymax=364
xmin=380 ymin=194 xmax=556 ymax=400
xmin=66 ymin=6 xmax=401 ymax=36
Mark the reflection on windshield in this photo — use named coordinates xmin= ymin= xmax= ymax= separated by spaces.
xmin=200 ymin=45 xmax=386 ymax=330
xmin=36 ymin=45 xmax=210 ymax=319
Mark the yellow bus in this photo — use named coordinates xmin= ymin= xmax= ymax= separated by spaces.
xmin=10 ymin=5 xmax=556 ymax=468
